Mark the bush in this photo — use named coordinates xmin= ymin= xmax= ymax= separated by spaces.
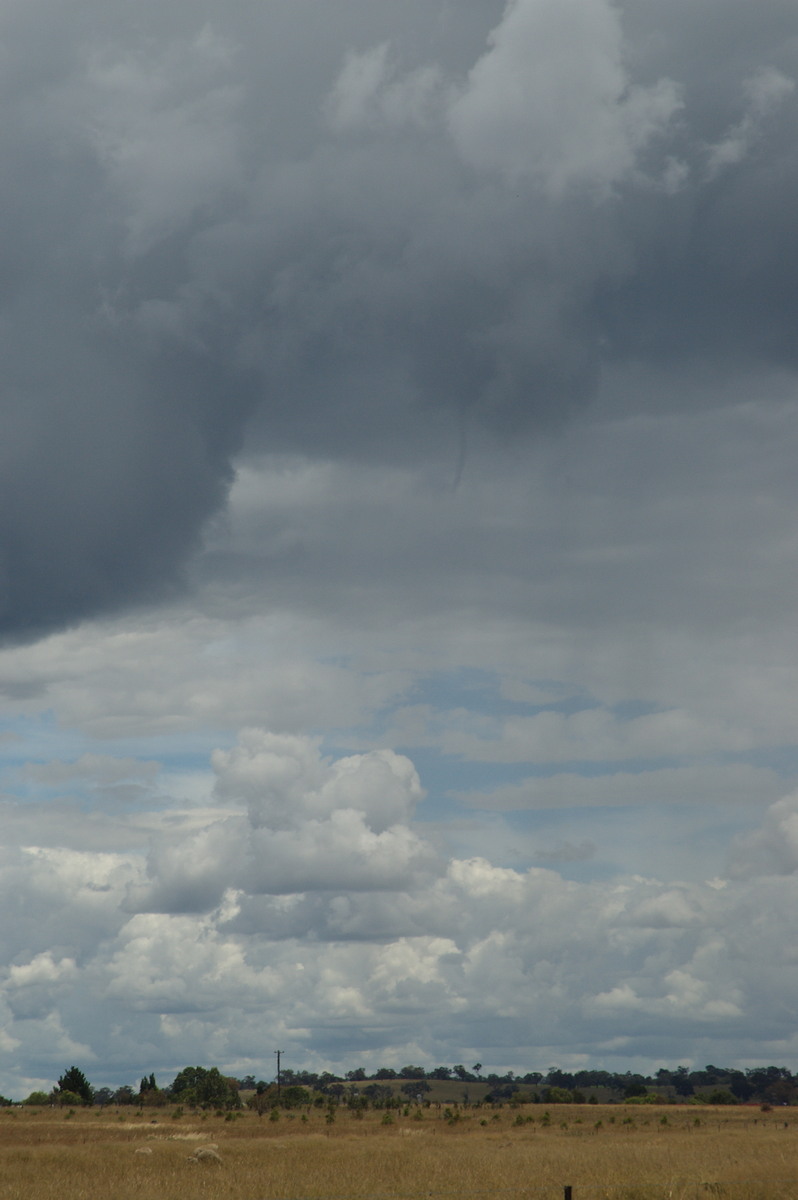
xmin=707 ymin=1090 xmax=738 ymax=1105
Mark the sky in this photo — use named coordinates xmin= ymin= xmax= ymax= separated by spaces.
xmin=1 ymin=0 xmax=798 ymax=1099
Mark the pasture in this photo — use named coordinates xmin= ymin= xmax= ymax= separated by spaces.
xmin=1 ymin=1102 xmax=797 ymax=1200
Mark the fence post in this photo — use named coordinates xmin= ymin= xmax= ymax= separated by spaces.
xmin=564 ymin=1187 xmax=573 ymax=1200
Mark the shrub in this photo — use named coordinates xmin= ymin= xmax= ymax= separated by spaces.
xmin=708 ymin=1090 xmax=738 ymax=1105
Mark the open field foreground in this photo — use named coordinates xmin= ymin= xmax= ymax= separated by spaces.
xmin=2 ymin=1105 xmax=798 ymax=1200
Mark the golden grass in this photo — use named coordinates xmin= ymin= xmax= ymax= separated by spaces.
xmin=1 ymin=1103 xmax=797 ymax=1200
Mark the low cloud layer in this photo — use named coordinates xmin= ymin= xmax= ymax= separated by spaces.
xmin=1 ymin=731 xmax=798 ymax=1096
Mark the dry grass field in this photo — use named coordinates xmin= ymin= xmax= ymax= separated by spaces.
xmin=1 ymin=1102 xmax=797 ymax=1200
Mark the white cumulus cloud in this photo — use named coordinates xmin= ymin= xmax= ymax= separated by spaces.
xmin=448 ymin=0 xmax=681 ymax=193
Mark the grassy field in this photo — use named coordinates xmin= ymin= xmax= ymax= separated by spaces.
xmin=1 ymin=1102 xmax=797 ymax=1200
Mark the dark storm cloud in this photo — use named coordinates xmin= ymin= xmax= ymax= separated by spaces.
xmin=1 ymin=0 xmax=796 ymax=637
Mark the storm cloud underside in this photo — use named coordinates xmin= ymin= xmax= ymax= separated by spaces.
xmin=1 ymin=0 xmax=796 ymax=632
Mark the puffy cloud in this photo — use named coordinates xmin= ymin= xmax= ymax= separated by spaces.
xmin=8 ymin=953 xmax=78 ymax=989
xmin=85 ymin=26 xmax=246 ymax=256
xmin=448 ymin=0 xmax=681 ymax=193
xmin=5 ymin=954 xmax=79 ymax=1021
xmin=728 ymin=793 xmax=798 ymax=879
xmin=706 ymin=66 xmax=795 ymax=177
xmin=1 ymin=739 xmax=798 ymax=1092
xmin=213 ymin=729 xmax=423 ymax=833
xmin=324 ymin=43 xmax=445 ymax=132
xmin=212 ymin=732 xmax=328 ymax=825
xmin=127 ymin=732 xmax=434 ymax=913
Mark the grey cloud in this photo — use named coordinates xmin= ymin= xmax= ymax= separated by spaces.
xmin=2 ymin=0 xmax=797 ymax=638
xmin=533 ymin=840 xmax=596 ymax=864
xmin=24 ymin=754 xmax=160 ymax=787
xmin=457 ymin=764 xmax=787 ymax=811
xmin=0 ymin=680 xmax=47 ymax=702
xmin=202 ymin=389 xmax=798 ymax=655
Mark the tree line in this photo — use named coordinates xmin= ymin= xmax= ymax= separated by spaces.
xmin=9 ymin=1061 xmax=798 ymax=1109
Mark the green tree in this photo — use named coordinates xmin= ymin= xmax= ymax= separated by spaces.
xmin=727 ymin=1071 xmax=754 ymax=1101
xmin=672 ymin=1066 xmax=693 ymax=1097
xmin=57 ymin=1067 xmax=93 ymax=1106
xmin=170 ymin=1066 xmax=240 ymax=1109
xmin=399 ymin=1065 xmax=427 ymax=1080
xmin=764 ymin=1078 xmax=796 ymax=1106
xmin=170 ymin=1065 xmax=205 ymax=1105
xmin=138 ymin=1073 xmax=167 ymax=1106
xmin=401 ymin=1080 xmax=431 ymax=1098
xmin=280 ymin=1085 xmax=312 ymax=1108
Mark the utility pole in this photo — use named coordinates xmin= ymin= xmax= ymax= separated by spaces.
xmin=275 ymin=1050 xmax=283 ymax=1101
